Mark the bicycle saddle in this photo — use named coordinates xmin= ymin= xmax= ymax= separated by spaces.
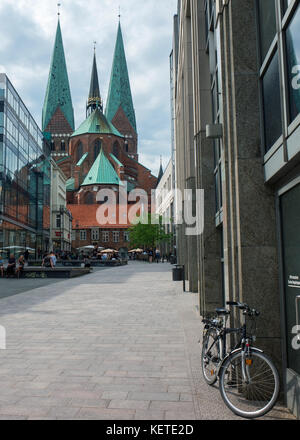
xmin=215 ymin=308 xmax=230 ymax=316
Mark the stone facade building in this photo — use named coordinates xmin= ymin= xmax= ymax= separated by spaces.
xmin=172 ymin=0 xmax=300 ymax=418
xmin=42 ymin=18 xmax=157 ymax=254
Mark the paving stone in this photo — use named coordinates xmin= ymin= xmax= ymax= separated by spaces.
xmin=0 ymin=262 xmax=294 ymax=420
xmin=108 ymin=400 xmax=150 ymax=410
xmin=128 ymin=392 xmax=180 ymax=402
xmin=100 ymin=391 xmax=129 ymax=400
xmin=77 ymin=407 xmax=135 ymax=420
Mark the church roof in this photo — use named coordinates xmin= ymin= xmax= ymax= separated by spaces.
xmin=105 ymin=23 xmax=136 ymax=132
xmin=157 ymin=162 xmax=164 ymax=185
xmin=42 ymin=20 xmax=74 ymax=131
xmin=71 ymin=108 xmax=122 ymax=138
xmin=81 ymin=148 xmax=123 ymax=186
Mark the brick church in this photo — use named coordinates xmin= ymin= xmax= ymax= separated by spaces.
xmin=42 ymin=17 xmax=158 ymax=253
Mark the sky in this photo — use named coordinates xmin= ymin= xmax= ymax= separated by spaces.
xmin=0 ymin=0 xmax=178 ymax=177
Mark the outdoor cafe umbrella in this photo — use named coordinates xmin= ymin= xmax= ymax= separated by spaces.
xmin=100 ymin=249 xmax=117 ymax=253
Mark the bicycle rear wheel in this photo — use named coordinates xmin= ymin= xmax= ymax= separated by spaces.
xmin=219 ymin=350 xmax=280 ymax=418
xmin=201 ymin=328 xmax=220 ymax=385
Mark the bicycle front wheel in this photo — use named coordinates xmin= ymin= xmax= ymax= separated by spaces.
xmin=219 ymin=350 xmax=280 ymax=419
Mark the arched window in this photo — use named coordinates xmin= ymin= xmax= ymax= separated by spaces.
xmin=94 ymin=140 xmax=102 ymax=160
xmin=76 ymin=142 xmax=83 ymax=163
xmin=124 ymin=140 xmax=129 ymax=153
xmin=50 ymin=140 xmax=55 ymax=151
xmin=113 ymin=141 xmax=120 ymax=158
xmin=85 ymin=192 xmax=94 ymax=205
xmin=61 ymin=140 xmax=66 ymax=152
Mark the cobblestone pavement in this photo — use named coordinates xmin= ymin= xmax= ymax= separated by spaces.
xmin=0 ymin=262 xmax=295 ymax=420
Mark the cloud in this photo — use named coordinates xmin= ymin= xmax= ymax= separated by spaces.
xmin=0 ymin=0 xmax=177 ymax=176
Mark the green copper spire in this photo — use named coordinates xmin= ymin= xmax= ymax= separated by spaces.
xmin=82 ymin=148 xmax=123 ymax=186
xmin=105 ymin=22 xmax=136 ymax=132
xmin=87 ymin=49 xmax=103 ymax=116
xmin=42 ymin=19 xmax=74 ymax=131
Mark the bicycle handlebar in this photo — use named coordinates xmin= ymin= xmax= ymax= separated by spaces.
xmin=226 ymin=301 xmax=260 ymax=317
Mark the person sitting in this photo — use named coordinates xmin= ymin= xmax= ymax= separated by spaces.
xmin=50 ymin=252 xmax=57 ymax=267
xmin=0 ymin=255 xmax=4 ymax=278
xmin=42 ymin=254 xmax=52 ymax=268
xmin=16 ymin=255 xmax=25 ymax=278
xmin=6 ymin=254 xmax=16 ymax=277
xmin=84 ymin=256 xmax=91 ymax=268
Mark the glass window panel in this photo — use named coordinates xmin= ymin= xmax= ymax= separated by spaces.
xmin=283 ymin=0 xmax=293 ymax=14
xmin=258 ymin=0 xmax=277 ymax=62
xmin=286 ymin=4 xmax=300 ymax=123
xmin=262 ymin=51 xmax=282 ymax=152
xmin=280 ymin=183 xmax=300 ymax=376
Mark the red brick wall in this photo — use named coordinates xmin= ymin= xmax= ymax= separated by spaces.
xmin=111 ymin=106 xmax=138 ymax=159
xmin=45 ymin=106 xmax=73 ymax=134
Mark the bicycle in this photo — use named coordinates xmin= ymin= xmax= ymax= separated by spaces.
xmin=201 ymin=301 xmax=280 ymax=419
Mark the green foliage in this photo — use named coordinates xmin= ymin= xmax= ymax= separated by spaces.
xmin=129 ymin=214 xmax=172 ymax=249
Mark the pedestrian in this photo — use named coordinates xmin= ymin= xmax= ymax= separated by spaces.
xmin=24 ymin=248 xmax=29 ymax=263
xmin=16 ymin=255 xmax=25 ymax=278
xmin=155 ymin=250 xmax=161 ymax=263
xmin=6 ymin=254 xmax=16 ymax=277
xmin=0 ymin=254 xmax=4 ymax=278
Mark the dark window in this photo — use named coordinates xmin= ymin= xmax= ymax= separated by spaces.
xmin=262 ymin=51 xmax=282 ymax=152
xmin=113 ymin=141 xmax=119 ymax=158
xmin=280 ymin=183 xmax=300 ymax=376
xmin=85 ymin=192 xmax=94 ymax=205
xmin=125 ymin=141 xmax=129 ymax=153
xmin=76 ymin=142 xmax=83 ymax=163
xmin=286 ymin=4 xmax=300 ymax=123
xmin=60 ymin=140 xmax=65 ymax=151
xmin=50 ymin=141 xmax=55 ymax=151
xmin=94 ymin=140 xmax=101 ymax=160
xmin=258 ymin=0 xmax=277 ymax=63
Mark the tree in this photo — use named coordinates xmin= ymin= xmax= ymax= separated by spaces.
xmin=129 ymin=214 xmax=172 ymax=250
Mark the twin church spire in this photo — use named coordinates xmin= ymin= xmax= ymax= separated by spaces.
xmin=42 ymin=15 xmax=136 ymax=137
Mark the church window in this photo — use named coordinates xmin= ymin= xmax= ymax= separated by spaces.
xmin=85 ymin=192 xmax=94 ymax=205
xmin=113 ymin=141 xmax=120 ymax=158
xmin=94 ymin=140 xmax=102 ymax=160
xmin=76 ymin=142 xmax=83 ymax=163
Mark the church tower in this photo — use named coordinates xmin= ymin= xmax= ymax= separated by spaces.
xmin=86 ymin=48 xmax=103 ymax=117
xmin=105 ymin=22 xmax=138 ymax=160
xmin=42 ymin=17 xmax=74 ymax=156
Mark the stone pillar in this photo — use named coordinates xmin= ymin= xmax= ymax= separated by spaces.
xmin=221 ymin=0 xmax=281 ymax=367
xmin=191 ymin=0 xmax=224 ymax=314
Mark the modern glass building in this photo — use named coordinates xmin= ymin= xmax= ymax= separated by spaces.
xmin=0 ymin=74 xmax=51 ymax=260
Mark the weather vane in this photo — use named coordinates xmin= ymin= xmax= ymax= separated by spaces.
xmin=93 ymin=41 xmax=97 ymax=52
xmin=118 ymin=5 xmax=121 ymax=21
xmin=57 ymin=3 xmax=61 ymax=17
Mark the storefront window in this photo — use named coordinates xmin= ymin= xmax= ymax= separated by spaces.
xmin=286 ymin=4 xmax=300 ymax=123
xmin=262 ymin=51 xmax=283 ymax=152
xmin=280 ymin=183 xmax=300 ymax=376
xmin=258 ymin=0 xmax=277 ymax=63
